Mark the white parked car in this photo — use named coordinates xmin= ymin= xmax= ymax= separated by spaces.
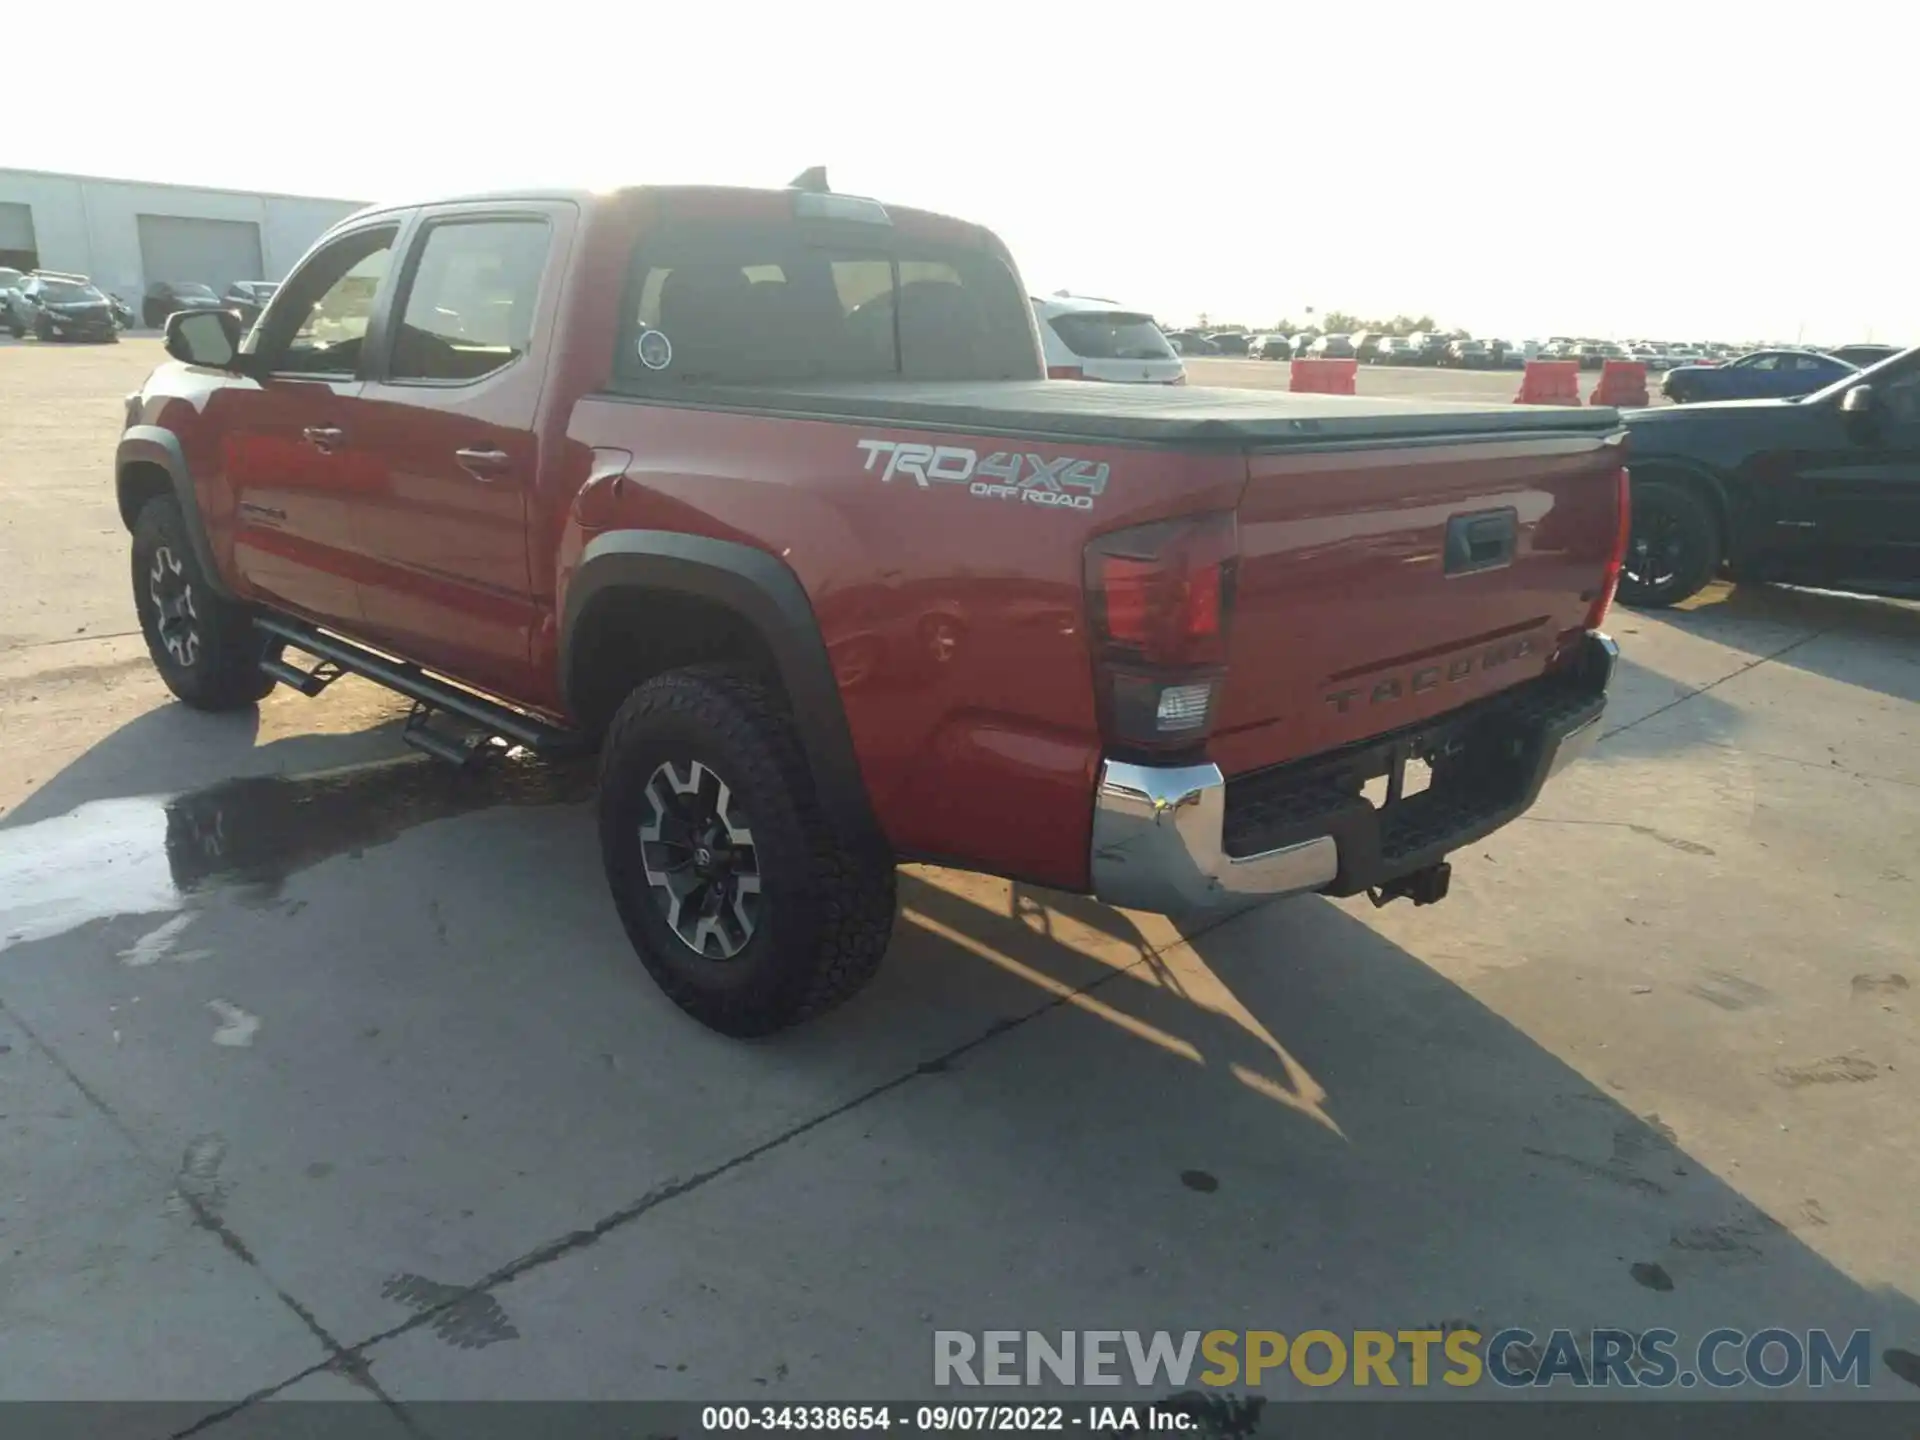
xmin=1031 ymin=294 xmax=1187 ymax=384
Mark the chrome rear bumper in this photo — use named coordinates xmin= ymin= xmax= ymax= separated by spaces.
xmin=1088 ymin=762 xmax=1338 ymax=915
xmin=1090 ymin=632 xmax=1617 ymax=914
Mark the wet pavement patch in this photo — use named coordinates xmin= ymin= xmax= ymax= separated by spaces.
xmin=0 ymin=753 xmax=595 ymax=953
xmin=1629 ymin=1260 xmax=1674 ymax=1292
xmin=380 ymin=1271 xmax=521 ymax=1349
xmin=165 ymin=1133 xmax=230 ymax=1217
xmin=1772 ymin=1054 xmax=1879 ymax=1088
xmin=1851 ymin=973 xmax=1910 ymax=997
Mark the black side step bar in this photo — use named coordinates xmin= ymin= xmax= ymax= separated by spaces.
xmin=255 ymin=615 xmax=585 ymax=756
xmin=401 ymin=700 xmax=492 ymax=767
xmin=260 ymin=654 xmax=346 ymax=697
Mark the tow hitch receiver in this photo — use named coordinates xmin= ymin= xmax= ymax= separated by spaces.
xmin=1368 ymin=861 xmax=1452 ymax=909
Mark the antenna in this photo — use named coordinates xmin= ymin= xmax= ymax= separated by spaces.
xmin=788 ymin=166 xmax=830 ymax=193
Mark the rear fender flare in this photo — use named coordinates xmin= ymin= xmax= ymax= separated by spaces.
xmin=561 ymin=531 xmax=881 ymax=850
xmin=117 ymin=426 xmax=235 ymax=599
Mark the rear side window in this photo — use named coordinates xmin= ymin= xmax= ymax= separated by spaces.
xmin=614 ymin=219 xmax=1037 ymax=387
xmin=1046 ymin=311 xmax=1176 ymax=362
xmin=390 ymin=218 xmax=549 ymax=382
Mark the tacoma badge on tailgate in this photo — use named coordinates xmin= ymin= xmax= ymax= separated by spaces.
xmin=1323 ymin=636 xmax=1536 ymax=713
xmin=856 ymin=439 xmax=1108 ymax=511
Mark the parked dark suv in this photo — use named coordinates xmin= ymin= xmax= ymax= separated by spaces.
xmin=142 ymin=281 xmax=226 ymax=329
xmin=222 ymin=280 xmax=279 ymax=326
xmin=15 ymin=273 xmax=119 ymax=342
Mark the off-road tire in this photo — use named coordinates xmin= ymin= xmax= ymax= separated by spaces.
xmin=131 ymin=496 xmax=277 ymax=709
xmin=1617 ymin=479 xmax=1721 ymax=609
xmin=598 ymin=666 xmax=896 ymax=1036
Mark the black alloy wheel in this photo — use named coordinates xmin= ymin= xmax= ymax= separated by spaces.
xmin=147 ymin=543 xmax=204 ymax=670
xmin=130 ymin=496 xmax=278 ymax=709
xmin=1618 ymin=480 xmax=1720 ymax=608
xmin=597 ymin=666 xmax=896 ymax=1035
xmin=638 ymin=758 xmax=763 ymax=960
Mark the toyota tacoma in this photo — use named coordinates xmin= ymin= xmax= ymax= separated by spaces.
xmin=118 ymin=175 xmax=1628 ymax=1035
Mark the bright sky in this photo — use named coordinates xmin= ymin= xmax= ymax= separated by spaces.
xmin=16 ymin=1 xmax=1911 ymax=343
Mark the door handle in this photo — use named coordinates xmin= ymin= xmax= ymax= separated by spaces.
xmin=301 ymin=425 xmax=345 ymax=451
xmin=455 ymin=446 xmax=512 ymax=478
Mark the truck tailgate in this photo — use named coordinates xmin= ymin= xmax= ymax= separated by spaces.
xmin=1209 ymin=431 xmax=1625 ymax=778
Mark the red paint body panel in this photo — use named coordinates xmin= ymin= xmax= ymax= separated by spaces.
xmin=558 ymin=398 xmax=1246 ymax=889
xmin=1210 ymin=435 xmax=1624 ymax=777
xmin=124 ymin=183 xmax=1624 ymax=896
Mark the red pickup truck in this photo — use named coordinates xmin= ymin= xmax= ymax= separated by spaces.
xmin=119 ymin=177 xmax=1627 ymax=1035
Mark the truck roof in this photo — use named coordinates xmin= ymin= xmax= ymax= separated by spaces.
xmin=339 ymin=183 xmax=985 ymax=242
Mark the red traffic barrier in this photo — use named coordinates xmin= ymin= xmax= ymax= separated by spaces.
xmin=1589 ymin=359 xmax=1649 ymax=408
xmin=1289 ymin=357 xmax=1357 ymax=395
xmin=1514 ymin=359 xmax=1582 ymax=405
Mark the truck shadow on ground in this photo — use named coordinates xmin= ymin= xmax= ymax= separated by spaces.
xmin=1 ymin=690 xmax=418 ymax=831
xmin=857 ymin=871 xmax=1920 ymax=1391
xmin=1650 ymin=582 xmax=1920 ymax=707
xmin=1590 ymin=653 xmax=1748 ymax=763
xmin=3 ymin=723 xmax=1915 ymax=1398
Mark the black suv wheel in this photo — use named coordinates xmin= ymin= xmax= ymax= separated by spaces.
xmin=1618 ymin=479 xmax=1721 ymax=608
xmin=131 ymin=497 xmax=278 ymax=709
xmin=598 ymin=666 xmax=896 ymax=1036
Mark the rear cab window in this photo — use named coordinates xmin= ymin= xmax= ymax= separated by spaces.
xmin=611 ymin=207 xmax=1038 ymax=389
xmin=1046 ymin=311 xmax=1177 ymax=362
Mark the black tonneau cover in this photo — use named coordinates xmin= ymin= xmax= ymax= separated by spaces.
xmin=607 ymin=379 xmax=1620 ymax=449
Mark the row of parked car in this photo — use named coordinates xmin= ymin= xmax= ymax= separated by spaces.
xmin=1029 ymin=295 xmax=1913 ymax=411
xmin=1170 ymin=330 xmax=1548 ymax=369
xmin=1155 ymin=328 xmax=1906 ymax=377
xmin=0 ymin=267 xmax=279 ymax=342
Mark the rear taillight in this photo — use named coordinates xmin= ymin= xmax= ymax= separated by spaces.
xmin=1587 ymin=465 xmax=1631 ymax=631
xmin=1047 ymin=364 xmax=1086 ymax=381
xmin=1084 ymin=512 xmax=1238 ymax=753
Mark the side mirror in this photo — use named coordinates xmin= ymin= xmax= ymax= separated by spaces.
xmin=164 ymin=308 xmax=243 ymax=368
xmin=1840 ymin=383 xmax=1876 ymax=416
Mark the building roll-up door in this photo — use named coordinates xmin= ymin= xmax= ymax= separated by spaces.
xmin=135 ymin=214 xmax=265 ymax=295
xmin=0 ymin=202 xmax=37 ymax=271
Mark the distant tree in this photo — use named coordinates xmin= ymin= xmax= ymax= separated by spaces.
xmin=1304 ymin=311 xmax=1446 ymax=337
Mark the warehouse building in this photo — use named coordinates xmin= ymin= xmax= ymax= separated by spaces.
xmin=0 ymin=168 xmax=366 ymax=318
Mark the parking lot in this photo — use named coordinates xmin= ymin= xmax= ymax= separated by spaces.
xmin=1183 ymin=354 xmax=1674 ymax=405
xmin=1 ymin=339 xmax=1916 ymax=1424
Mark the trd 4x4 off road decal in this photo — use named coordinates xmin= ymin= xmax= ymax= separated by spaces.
xmin=855 ymin=440 xmax=1109 ymax=511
